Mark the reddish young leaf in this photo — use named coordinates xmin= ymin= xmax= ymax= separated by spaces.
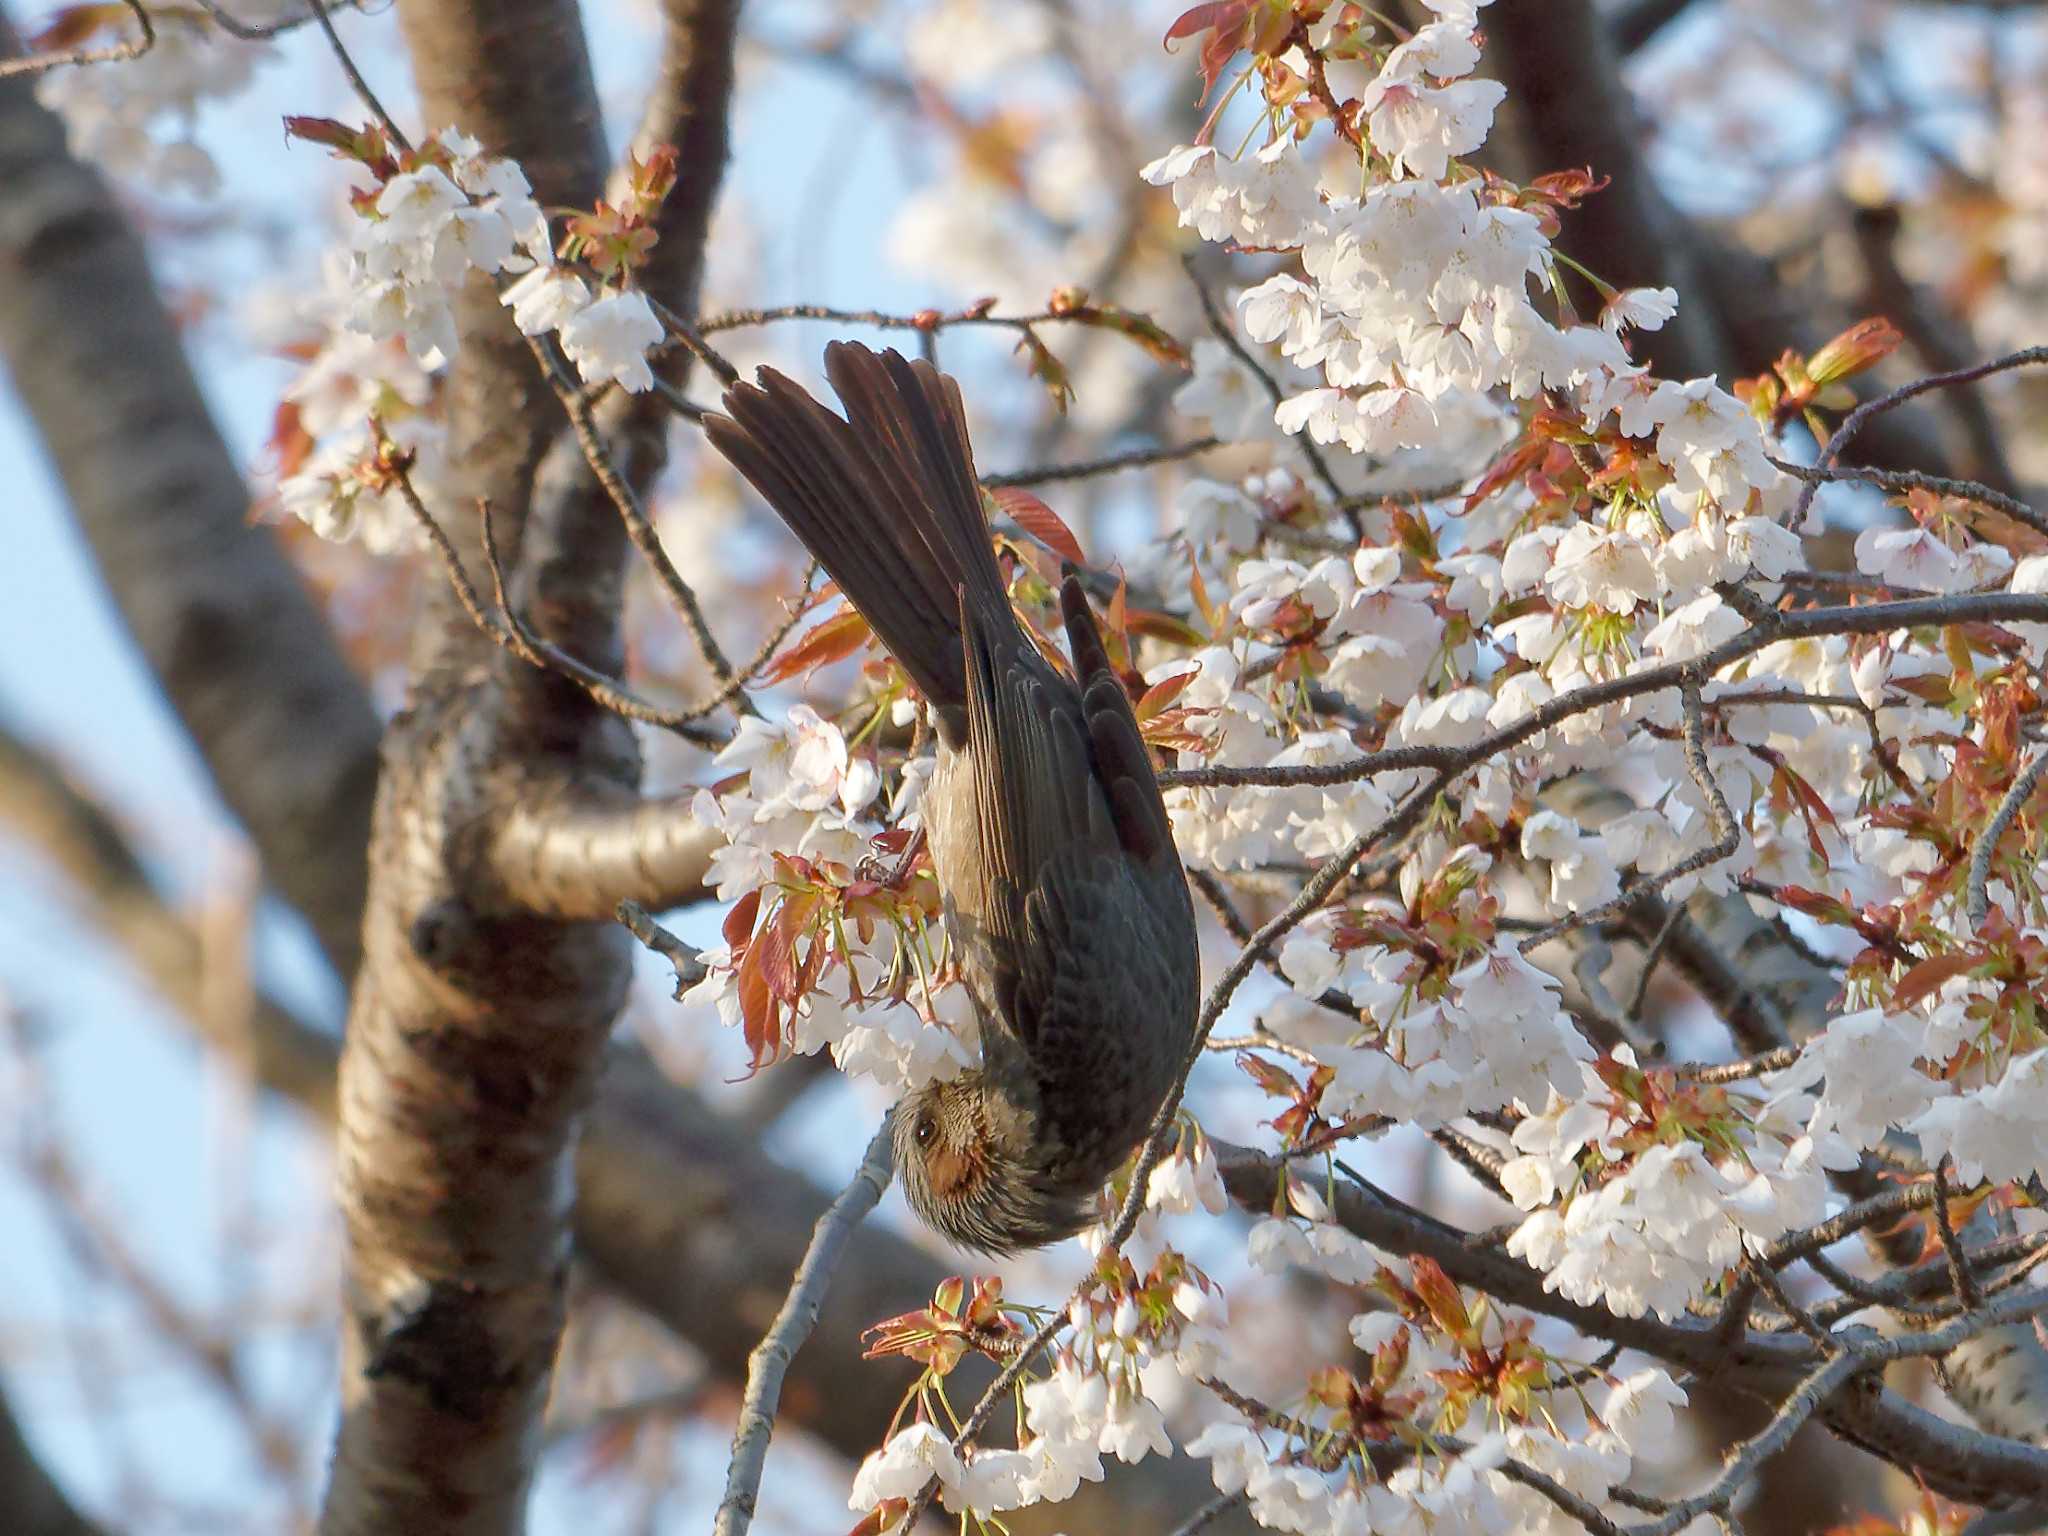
xmin=734 ymin=938 xmax=777 ymax=1071
xmin=988 ymin=487 xmax=1086 ymax=566
xmin=29 ymin=3 xmax=131 ymax=50
xmin=269 ymin=400 xmax=314 ymax=480
xmin=1012 ymin=329 xmax=1075 ymax=414
xmin=1808 ymin=317 xmax=1904 ymax=388
xmin=722 ymin=886 xmax=762 ymax=950
xmin=1136 ymin=667 xmax=1198 ymax=719
xmin=1892 ymin=950 xmax=1980 ymax=1012
xmin=1407 ymin=1256 xmax=1476 ymax=1346
xmin=1235 ymin=1051 xmax=1300 ymax=1100
xmin=1126 ymin=606 xmax=1208 ymax=647
xmin=759 ymin=606 xmax=873 ymax=684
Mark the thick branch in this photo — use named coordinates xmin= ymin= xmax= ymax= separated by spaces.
xmin=491 ymin=785 xmax=719 ymax=919
xmin=389 ymin=0 xmax=609 ymax=678
xmin=0 ymin=26 xmax=380 ymax=978
xmin=321 ymin=5 xmax=625 ymax=1533
xmin=504 ymin=0 xmax=742 ymax=725
xmin=0 ymin=1383 xmax=105 ymax=1536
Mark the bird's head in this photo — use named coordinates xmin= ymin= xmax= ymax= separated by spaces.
xmin=893 ymin=1072 xmax=1095 ymax=1255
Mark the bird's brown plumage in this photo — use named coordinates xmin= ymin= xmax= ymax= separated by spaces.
xmin=704 ymin=342 xmax=1200 ymax=1253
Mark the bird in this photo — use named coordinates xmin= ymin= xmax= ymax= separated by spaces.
xmin=704 ymin=342 xmax=1200 ymax=1255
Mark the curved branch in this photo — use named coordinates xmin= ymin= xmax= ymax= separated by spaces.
xmin=491 ymin=785 xmax=720 ymax=919
xmin=387 ymin=0 xmax=610 ymax=680
xmin=714 ymin=1116 xmax=895 ymax=1536
xmin=0 ymin=1383 xmax=105 ymax=1536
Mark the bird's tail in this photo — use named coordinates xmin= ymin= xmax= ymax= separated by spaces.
xmin=704 ymin=342 xmax=1013 ymax=734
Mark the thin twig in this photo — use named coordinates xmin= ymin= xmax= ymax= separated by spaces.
xmin=712 ymin=1116 xmax=894 ymax=1536
xmin=1627 ymin=900 xmax=1685 ymax=1022
xmin=523 ymin=333 xmax=753 ymax=709
xmin=649 ymin=296 xmax=740 ymax=386
xmin=1792 ymin=346 xmax=2048 ymax=530
xmin=1166 ymin=1489 xmax=1249 ymax=1536
xmin=1161 ymin=590 xmax=2048 ymax=794
xmin=1520 ymin=679 xmax=1738 ymax=954
xmin=391 ymin=457 xmax=727 ymax=744
xmin=477 ymin=499 xmax=731 ymax=741
xmin=698 ymin=301 xmax=1075 ymax=336
xmin=616 ymin=901 xmax=708 ymax=996
xmin=0 ymin=0 xmax=152 ymax=79
xmin=1768 ymin=455 xmax=2048 ymax=541
xmin=1613 ymin=1350 xmax=1869 ymax=1536
xmin=1967 ymin=746 xmax=2048 ymax=929
xmin=1763 ymin=1181 xmax=1941 ymax=1270
xmin=489 ymin=493 xmax=814 ymax=735
xmin=306 ymin=0 xmax=412 ymax=155
xmin=1931 ymin=1160 xmax=1984 ymax=1313
xmin=980 ymin=435 xmax=1224 ymax=488
xmin=191 ymin=1 xmax=340 ymax=42
xmin=1288 ymin=17 xmax=1365 ymax=150
xmin=1744 ymin=1254 xmax=1836 ymax=1351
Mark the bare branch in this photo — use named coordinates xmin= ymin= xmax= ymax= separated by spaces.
xmin=307 ymin=0 xmax=412 ymax=153
xmin=980 ymin=435 xmax=1225 ymax=488
xmin=1933 ymin=1161 xmax=1985 ymax=1314
xmin=530 ymin=331 xmax=752 ymax=705
xmin=0 ymin=0 xmax=150 ymax=80
xmin=1162 ymin=589 xmax=2048 ymax=794
xmin=1768 ymin=456 xmax=2047 ymax=538
xmin=1967 ymin=746 xmax=2048 ymax=930
xmin=395 ymin=453 xmax=726 ymax=745
xmin=616 ymin=900 xmax=708 ymax=995
xmin=1793 ymin=346 xmax=2048 ymax=530
xmin=713 ymin=1116 xmax=894 ymax=1536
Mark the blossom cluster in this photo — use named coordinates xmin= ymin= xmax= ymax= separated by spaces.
xmin=32 ymin=5 xmax=274 ymax=193
xmin=681 ymin=700 xmax=983 ymax=1094
xmin=670 ymin=0 xmax=2048 ymax=1526
xmin=263 ymin=120 xmax=673 ymax=547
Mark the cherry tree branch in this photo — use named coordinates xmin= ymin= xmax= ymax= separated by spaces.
xmin=1793 ymin=346 xmax=2048 ymax=530
xmin=1160 ymin=589 xmax=2048 ymax=793
xmin=491 ymin=785 xmax=720 ymax=919
xmin=1768 ymin=455 xmax=2046 ymax=541
xmin=0 ymin=1382 xmax=106 ymax=1536
xmin=980 ymin=435 xmax=1225 ymax=488
xmin=0 ymin=0 xmax=149 ymax=80
xmin=1966 ymin=746 xmax=2048 ymax=930
xmin=713 ymin=1116 xmax=895 ymax=1536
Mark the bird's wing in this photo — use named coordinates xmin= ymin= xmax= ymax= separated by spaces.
xmin=955 ymin=592 xmax=1120 ymax=1031
xmin=957 ymin=579 xmax=1196 ymax=1116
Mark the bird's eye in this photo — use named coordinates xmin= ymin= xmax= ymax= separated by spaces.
xmin=914 ymin=1113 xmax=937 ymax=1147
